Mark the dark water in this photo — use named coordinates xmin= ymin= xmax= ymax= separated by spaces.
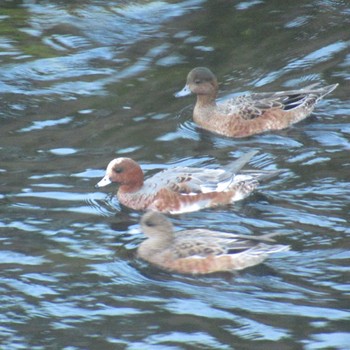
xmin=1 ymin=0 xmax=349 ymax=349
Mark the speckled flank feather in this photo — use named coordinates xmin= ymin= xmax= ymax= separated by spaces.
xmin=138 ymin=211 xmax=290 ymax=274
xmin=175 ymin=67 xmax=338 ymax=138
xmin=96 ymin=151 xmax=279 ymax=214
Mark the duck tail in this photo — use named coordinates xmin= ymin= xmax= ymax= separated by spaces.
xmin=298 ymin=83 xmax=338 ymax=100
xmin=239 ymin=169 xmax=284 ymax=183
xmin=253 ymin=243 xmax=290 ymax=254
xmin=233 ymin=231 xmax=287 ymax=243
xmin=315 ymin=83 xmax=338 ymax=101
xmin=224 ymin=150 xmax=259 ymax=174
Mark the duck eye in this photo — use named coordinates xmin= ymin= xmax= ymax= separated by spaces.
xmin=194 ymin=79 xmax=201 ymax=84
xmin=114 ymin=167 xmax=123 ymax=174
xmin=145 ymin=219 xmax=156 ymax=227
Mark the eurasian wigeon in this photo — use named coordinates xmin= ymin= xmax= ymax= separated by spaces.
xmin=175 ymin=67 xmax=338 ymax=138
xmin=138 ymin=211 xmax=290 ymax=274
xmin=95 ymin=151 xmax=279 ymax=214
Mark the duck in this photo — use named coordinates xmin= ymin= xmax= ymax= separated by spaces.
xmin=138 ymin=211 xmax=290 ymax=274
xmin=175 ymin=67 xmax=338 ymax=138
xmin=95 ymin=150 xmax=279 ymax=214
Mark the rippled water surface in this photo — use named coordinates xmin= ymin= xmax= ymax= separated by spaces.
xmin=1 ymin=0 xmax=349 ymax=349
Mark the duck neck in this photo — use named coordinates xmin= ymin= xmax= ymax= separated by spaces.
xmin=139 ymin=234 xmax=172 ymax=257
xmin=196 ymin=93 xmax=217 ymax=107
xmin=153 ymin=236 xmax=172 ymax=250
xmin=119 ymin=182 xmax=143 ymax=193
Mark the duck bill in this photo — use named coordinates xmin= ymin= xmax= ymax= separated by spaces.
xmin=174 ymin=84 xmax=192 ymax=98
xmin=96 ymin=175 xmax=112 ymax=188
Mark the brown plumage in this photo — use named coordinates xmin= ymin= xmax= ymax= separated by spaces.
xmin=95 ymin=151 xmax=280 ymax=214
xmin=138 ymin=211 xmax=290 ymax=274
xmin=175 ymin=67 xmax=338 ymax=138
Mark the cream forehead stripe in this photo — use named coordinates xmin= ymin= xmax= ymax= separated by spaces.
xmin=107 ymin=158 xmax=127 ymax=170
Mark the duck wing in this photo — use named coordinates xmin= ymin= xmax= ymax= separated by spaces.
xmin=173 ymin=229 xmax=289 ymax=258
xmin=153 ymin=167 xmax=232 ymax=194
xmin=225 ymin=83 xmax=334 ymax=120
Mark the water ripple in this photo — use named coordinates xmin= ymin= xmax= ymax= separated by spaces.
xmin=0 ymin=1 xmax=349 ymax=349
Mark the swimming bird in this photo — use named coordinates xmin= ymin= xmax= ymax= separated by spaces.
xmin=175 ymin=67 xmax=338 ymax=137
xmin=96 ymin=150 xmax=279 ymax=214
xmin=138 ymin=211 xmax=290 ymax=274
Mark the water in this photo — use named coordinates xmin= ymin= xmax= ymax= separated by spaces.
xmin=0 ymin=0 xmax=349 ymax=349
